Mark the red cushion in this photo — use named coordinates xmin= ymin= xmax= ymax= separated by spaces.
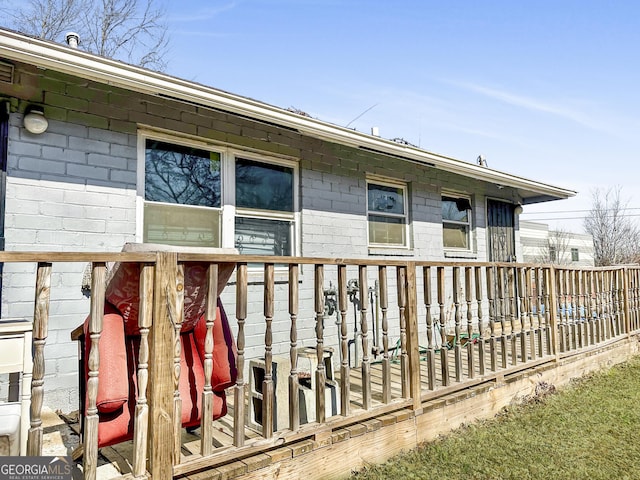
xmin=82 ymin=305 xmax=229 ymax=448
xmin=193 ymin=301 xmax=238 ymax=392
xmin=105 ymin=262 xmax=235 ymax=335
xmin=83 ymin=303 xmax=128 ymax=414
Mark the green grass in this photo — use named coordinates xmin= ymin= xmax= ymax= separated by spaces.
xmin=350 ymin=356 xmax=640 ymax=480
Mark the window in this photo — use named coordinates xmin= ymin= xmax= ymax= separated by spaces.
xmin=144 ymin=140 xmax=222 ymax=247
xmin=141 ymin=135 xmax=297 ymax=256
xmin=367 ymin=179 xmax=408 ymax=247
xmin=549 ymin=246 xmax=557 ymax=262
xmin=571 ymin=248 xmax=579 ymax=262
xmin=234 ymin=158 xmax=294 ymax=256
xmin=442 ymin=195 xmax=471 ymax=250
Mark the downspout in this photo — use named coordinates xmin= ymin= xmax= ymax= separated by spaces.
xmin=0 ymin=101 xmax=8 ymax=316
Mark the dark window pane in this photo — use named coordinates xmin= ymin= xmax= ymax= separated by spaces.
xmin=235 ymin=217 xmax=292 ymax=256
xmin=236 ymin=158 xmax=293 ymax=212
xmin=145 ymin=140 xmax=221 ymax=207
xmin=442 ymin=196 xmax=469 ymax=222
xmin=368 ymin=183 xmax=404 ymax=215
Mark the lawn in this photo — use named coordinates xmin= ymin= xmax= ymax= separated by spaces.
xmin=350 ymin=356 xmax=640 ymax=480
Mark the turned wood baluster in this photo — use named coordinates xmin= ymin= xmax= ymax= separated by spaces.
xmin=133 ymin=264 xmax=154 ymax=477
xmin=82 ymin=262 xmax=105 ymax=480
xmin=397 ymin=265 xmax=409 ymax=398
xmin=173 ymin=263 xmax=185 ymax=463
xmin=338 ymin=265 xmax=350 ymax=416
xmin=314 ymin=264 xmax=326 ymax=423
xmin=518 ymin=267 xmax=528 ymax=364
xmin=360 ymin=265 xmax=372 ymax=409
xmin=262 ymin=263 xmax=275 ymax=438
xmin=508 ymin=267 xmax=518 ymax=366
xmin=27 ymin=262 xmax=52 ymax=457
xmin=379 ymin=266 xmax=391 ymax=402
xmin=452 ymin=267 xmax=463 ymax=382
xmin=233 ymin=263 xmax=248 ymax=447
xmin=475 ymin=267 xmax=486 ymax=376
xmin=465 ymin=267 xmax=474 ymax=379
xmin=486 ymin=266 xmax=497 ymax=372
xmin=497 ymin=267 xmax=508 ymax=369
xmin=423 ymin=266 xmax=436 ymax=390
xmin=534 ymin=268 xmax=544 ymax=357
xmin=201 ymin=263 xmax=218 ymax=456
xmin=288 ymin=264 xmax=300 ymax=430
xmin=526 ymin=267 xmax=536 ymax=361
xmin=437 ymin=266 xmax=449 ymax=386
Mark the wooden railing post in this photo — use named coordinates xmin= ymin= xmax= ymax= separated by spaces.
xmin=83 ymin=262 xmax=105 ymax=480
xmin=148 ymin=251 xmax=178 ymax=478
xmin=262 ymin=263 xmax=275 ymax=438
xmin=133 ymin=264 xmax=154 ymax=478
xmin=621 ymin=268 xmax=631 ymax=336
xmin=288 ymin=264 xmax=300 ymax=430
xmin=28 ymin=262 xmax=52 ymax=457
xmin=314 ymin=264 xmax=326 ymax=423
xmin=234 ymin=263 xmax=248 ymax=447
xmin=404 ymin=262 xmax=421 ymax=410
xmin=201 ymin=263 xmax=218 ymax=456
xmin=359 ymin=265 xmax=371 ymax=409
xmin=337 ymin=265 xmax=350 ymax=416
xmin=546 ymin=266 xmax=560 ymax=361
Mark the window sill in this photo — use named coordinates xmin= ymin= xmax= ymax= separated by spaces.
xmin=368 ymin=247 xmax=414 ymax=257
xmin=444 ymin=250 xmax=478 ymax=260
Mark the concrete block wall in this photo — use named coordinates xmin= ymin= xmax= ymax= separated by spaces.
xmin=0 ymin=60 xmax=518 ymax=412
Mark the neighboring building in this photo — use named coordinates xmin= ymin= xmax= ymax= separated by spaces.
xmin=520 ymin=220 xmax=594 ymax=267
xmin=0 ymin=29 xmax=575 ymax=411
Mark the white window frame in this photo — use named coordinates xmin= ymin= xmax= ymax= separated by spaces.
xmin=137 ymin=130 xmax=299 ymax=256
xmin=366 ymin=176 xmax=409 ymax=248
xmin=442 ymin=192 xmax=473 ymax=252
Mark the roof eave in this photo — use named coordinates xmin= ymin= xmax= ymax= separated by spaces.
xmin=0 ymin=29 xmax=576 ymax=203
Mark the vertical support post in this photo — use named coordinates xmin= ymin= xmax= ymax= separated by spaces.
xmin=28 ymin=262 xmax=52 ymax=458
xmin=518 ymin=267 xmax=528 ymax=364
xmin=288 ymin=264 xmax=300 ymax=430
xmin=508 ymin=267 xmax=517 ymax=366
xmin=133 ymin=264 xmax=154 ymax=478
xmin=172 ymin=263 xmax=184 ymax=463
xmin=452 ymin=267 xmax=463 ymax=381
xmin=338 ymin=265 xmax=350 ymax=416
xmin=360 ymin=265 xmax=371 ymax=409
xmin=314 ymin=264 xmax=326 ymax=423
xmin=546 ymin=266 xmax=560 ymax=361
xmin=465 ymin=267 xmax=475 ymax=379
xmin=396 ymin=265 xmax=409 ymax=397
xmin=148 ymin=251 xmax=177 ymax=479
xmin=201 ymin=263 xmax=218 ymax=456
xmin=404 ymin=262 xmax=421 ymax=410
xmin=83 ymin=262 xmax=105 ymax=480
xmin=379 ymin=266 xmax=391 ymax=403
xmin=437 ymin=267 xmax=449 ymax=386
xmin=234 ymin=263 xmax=247 ymax=447
xmin=262 ymin=263 xmax=275 ymax=438
xmin=486 ymin=266 xmax=497 ymax=372
xmin=424 ymin=266 xmax=436 ymax=390
xmin=475 ymin=267 xmax=485 ymax=376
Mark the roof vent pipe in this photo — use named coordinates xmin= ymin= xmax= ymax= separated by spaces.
xmin=65 ymin=32 xmax=80 ymax=49
xmin=371 ymin=126 xmax=379 ymax=137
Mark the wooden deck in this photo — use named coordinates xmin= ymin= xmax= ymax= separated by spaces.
xmin=1 ymin=250 xmax=638 ymax=479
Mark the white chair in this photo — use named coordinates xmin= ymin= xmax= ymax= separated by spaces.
xmin=0 ymin=319 xmax=33 ymax=456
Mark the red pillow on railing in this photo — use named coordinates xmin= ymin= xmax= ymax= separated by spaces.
xmin=105 ymin=262 xmax=233 ymax=335
xmin=193 ymin=301 xmax=238 ymax=392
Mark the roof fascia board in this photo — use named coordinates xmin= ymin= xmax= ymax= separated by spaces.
xmin=0 ymin=30 xmax=575 ymax=200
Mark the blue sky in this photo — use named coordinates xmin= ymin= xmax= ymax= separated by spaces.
xmin=163 ymin=1 xmax=640 ymax=232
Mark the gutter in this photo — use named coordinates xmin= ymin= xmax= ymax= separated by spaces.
xmin=0 ymin=29 xmax=575 ymax=201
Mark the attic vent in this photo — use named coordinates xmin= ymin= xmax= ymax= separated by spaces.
xmin=0 ymin=61 xmax=14 ymax=84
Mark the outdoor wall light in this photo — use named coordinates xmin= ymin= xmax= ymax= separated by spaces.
xmin=514 ymin=204 xmax=524 ymax=215
xmin=23 ymin=105 xmax=48 ymax=134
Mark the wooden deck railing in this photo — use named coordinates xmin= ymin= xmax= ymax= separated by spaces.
xmin=1 ymin=251 xmax=639 ymax=479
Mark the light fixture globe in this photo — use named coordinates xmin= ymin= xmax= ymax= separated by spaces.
xmin=23 ymin=106 xmax=48 ymax=134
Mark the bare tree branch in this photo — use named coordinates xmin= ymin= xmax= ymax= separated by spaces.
xmin=583 ymin=186 xmax=640 ymax=266
xmin=2 ymin=0 xmax=169 ymax=70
